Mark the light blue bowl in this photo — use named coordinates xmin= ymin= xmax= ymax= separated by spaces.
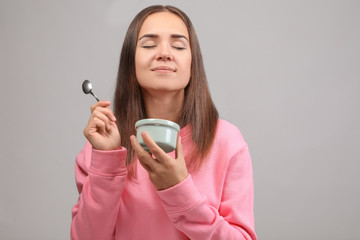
xmin=135 ymin=119 xmax=180 ymax=153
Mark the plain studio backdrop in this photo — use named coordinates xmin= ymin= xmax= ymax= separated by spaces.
xmin=1 ymin=0 xmax=359 ymax=239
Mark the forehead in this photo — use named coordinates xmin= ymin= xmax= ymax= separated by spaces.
xmin=139 ymin=12 xmax=189 ymax=39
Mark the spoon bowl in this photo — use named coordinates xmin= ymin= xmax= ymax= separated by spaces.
xmin=82 ymin=80 xmax=100 ymax=102
xmin=82 ymin=80 xmax=93 ymax=94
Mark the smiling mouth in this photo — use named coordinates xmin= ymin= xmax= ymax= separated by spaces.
xmin=151 ymin=66 xmax=176 ymax=73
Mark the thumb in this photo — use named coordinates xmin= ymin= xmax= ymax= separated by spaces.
xmin=175 ymin=135 xmax=184 ymax=159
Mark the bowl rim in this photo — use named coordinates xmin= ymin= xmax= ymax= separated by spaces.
xmin=135 ymin=118 xmax=180 ymax=132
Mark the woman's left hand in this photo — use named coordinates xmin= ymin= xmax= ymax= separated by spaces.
xmin=130 ymin=132 xmax=189 ymax=190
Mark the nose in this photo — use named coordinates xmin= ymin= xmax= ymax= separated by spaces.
xmin=156 ymin=43 xmax=173 ymax=61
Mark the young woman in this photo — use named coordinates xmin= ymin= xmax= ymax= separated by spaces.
xmin=71 ymin=5 xmax=257 ymax=240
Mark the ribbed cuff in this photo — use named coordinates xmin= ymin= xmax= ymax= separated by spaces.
xmin=89 ymin=147 xmax=127 ymax=176
xmin=157 ymin=175 xmax=205 ymax=215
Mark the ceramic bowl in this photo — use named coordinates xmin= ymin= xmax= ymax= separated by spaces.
xmin=135 ymin=118 xmax=180 ymax=153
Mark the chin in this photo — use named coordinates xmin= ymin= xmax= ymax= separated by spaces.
xmin=142 ymin=86 xmax=186 ymax=95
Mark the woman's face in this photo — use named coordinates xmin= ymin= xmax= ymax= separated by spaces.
xmin=135 ymin=12 xmax=192 ymax=95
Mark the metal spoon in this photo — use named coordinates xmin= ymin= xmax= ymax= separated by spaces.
xmin=82 ymin=80 xmax=100 ymax=102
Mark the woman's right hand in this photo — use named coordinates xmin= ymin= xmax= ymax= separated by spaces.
xmin=83 ymin=100 xmax=121 ymax=150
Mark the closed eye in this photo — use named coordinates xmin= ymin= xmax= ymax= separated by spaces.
xmin=142 ymin=45 xmax=156 ymax=49
xmin=172 ymin=46 xmax=186 ymax=50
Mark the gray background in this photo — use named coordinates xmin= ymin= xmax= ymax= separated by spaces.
xmin=1 ymin=0 xmax=359 ymax=239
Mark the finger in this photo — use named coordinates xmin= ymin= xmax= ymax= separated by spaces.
xmin=137 ymin=157 xmax=152 ymax=173
xmin=92 ymin=111 xmax=111 ymax=130
xmin=96 ymin=107 xmax=117 ymax=122
xmin=130 ymin=135 xmax=156 ymax=170
xmin=92 ymin=117 xmax=106 ymax=134
xmin=91 ymin=100 xmax=111 ymax=113
xmin=92 ymin=110 xmax=113 ymax=131
xmin=91 ymin=106 xmax=116 ymax=124
xmin=175 ymin=135 xmax=184 ymax=160
xmin=141 ymin=132 xmax=168 ymax=162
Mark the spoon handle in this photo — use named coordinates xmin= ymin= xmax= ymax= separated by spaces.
xmin=91 ymin=91 xmax=100 ymax=102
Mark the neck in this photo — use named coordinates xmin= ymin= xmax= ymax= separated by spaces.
xmin=142 ymin=89 xmax=184 ymax=124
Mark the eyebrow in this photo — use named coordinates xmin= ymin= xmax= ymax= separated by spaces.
xmin=138 ymin=34 xmax=189 ymax=42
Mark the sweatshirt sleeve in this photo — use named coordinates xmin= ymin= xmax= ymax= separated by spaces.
xmin=71 ymin=141 xmax=128 ymax=240
xmin=157 ymin=145 xmax=257 ymax=240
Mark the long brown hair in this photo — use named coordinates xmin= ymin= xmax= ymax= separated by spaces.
xmin=113 ymin=5 xmax=218 ymax=176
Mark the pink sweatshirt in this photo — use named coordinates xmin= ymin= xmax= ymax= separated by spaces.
xmin=71 ymin=119 xmax=257 ymax=240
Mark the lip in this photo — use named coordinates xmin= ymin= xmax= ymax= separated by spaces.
xmin=151 ymin=66 xmax=176 ymax=73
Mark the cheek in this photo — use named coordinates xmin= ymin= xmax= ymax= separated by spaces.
xmin=135 ymin=52 xmax=152 ymax=71
xmin=179 ymin=56 xmax=192 ymax=86
xmin=183 ymin=55 xmax=192 ymax=77
xmin=135 ymin=53 xmax=147 ymax=78
xmin=134 ymin=52 xmax=140 ymax=73
xmin=135 ymin=51 xmax=143 ymax=66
